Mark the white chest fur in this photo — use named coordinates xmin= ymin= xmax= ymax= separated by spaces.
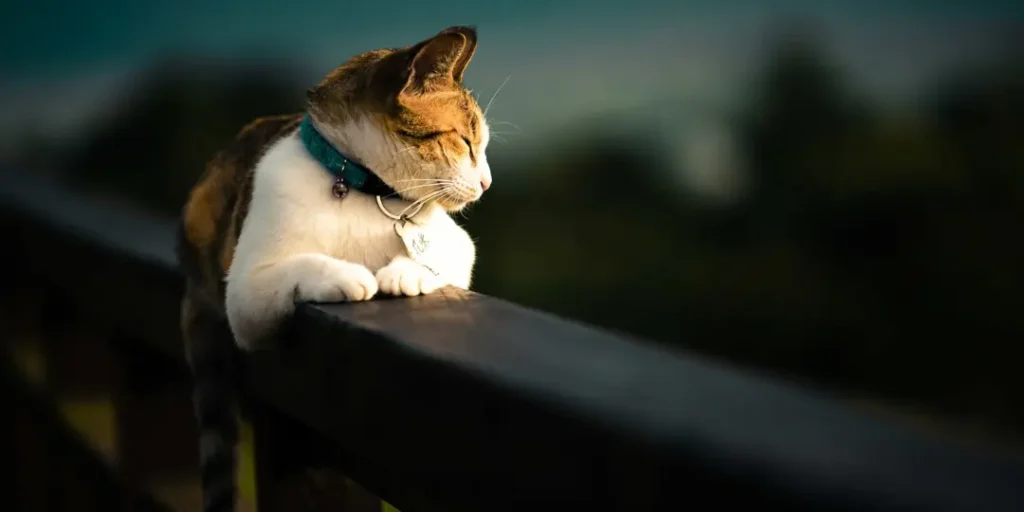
xmin=238 ymin=133 xmax=430 ymax=271
xmin=224 ymin=131 xmax=476 ymax=349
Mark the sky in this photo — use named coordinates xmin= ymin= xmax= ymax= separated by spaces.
xmin=2 ymin=1 xmax=1017 ymax=72
xmin=0 ymin=0 xmax=1020 ymax=184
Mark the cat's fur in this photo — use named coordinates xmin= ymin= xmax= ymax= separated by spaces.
xmin=176 ymin=26 xmax=491 ymax=512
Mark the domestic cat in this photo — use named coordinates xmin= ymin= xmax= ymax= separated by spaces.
xmin=176 ymin=25 xmax=491 ymax=512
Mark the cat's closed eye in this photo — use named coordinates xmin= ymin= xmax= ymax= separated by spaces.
xmin=398 ymin=129 xmax=446 ymax=140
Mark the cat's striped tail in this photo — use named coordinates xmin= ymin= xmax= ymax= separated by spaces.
xmin=182 ymin=291 xmax=240 ymax=512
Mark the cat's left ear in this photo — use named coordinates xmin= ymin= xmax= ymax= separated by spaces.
xmin=437 ymin=25 xmax=477 ymax=83
xmin=403 ymin=26 xmax=477 ymax=93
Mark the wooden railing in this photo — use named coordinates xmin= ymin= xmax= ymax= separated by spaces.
xmin=3 ymin=168 xmax=1024 ymax=512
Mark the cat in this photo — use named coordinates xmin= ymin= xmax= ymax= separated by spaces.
xmin=176 ymin=25 xmax=491 ymax=512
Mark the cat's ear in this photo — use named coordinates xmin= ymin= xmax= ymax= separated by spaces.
xmin=437 ymin=25 xmax=477 ymax=83
xmin=402 ymin=26 xmax=478 ymax=94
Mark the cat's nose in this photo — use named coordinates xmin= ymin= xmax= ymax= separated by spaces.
xmin=480 ymin=174 xmax=492 ymax=192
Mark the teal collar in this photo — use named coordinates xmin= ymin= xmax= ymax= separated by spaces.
xmin=299 ymin=115 xmax=397 ymax=197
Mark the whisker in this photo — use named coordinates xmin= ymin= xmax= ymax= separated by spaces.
xmin=490 ymin=121 xmax=521 ymax=132
xmin=484 ymin=74 xmax=512 ymax=117
xmin=390 ymin=183 xmax=445 ymax=196
xmin=407 ymin=188 xmax=447 ymax=208
xmin=455 ymin=195 xmax=470 ymax=219
xmin=399 ymin=189 xmax=447 ymax=217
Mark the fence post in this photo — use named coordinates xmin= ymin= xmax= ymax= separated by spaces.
xmin=113 ymin=335 xmax=202 ymax=510
xmin=251 ymin=402 xmax=381 ymax=512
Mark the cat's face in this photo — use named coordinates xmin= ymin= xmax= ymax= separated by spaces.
xmin=307 ymin=26 xmax=492 ymax=212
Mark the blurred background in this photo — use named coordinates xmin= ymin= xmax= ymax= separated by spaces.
xmin=2 ymin=0 xmax=1024 ymax=492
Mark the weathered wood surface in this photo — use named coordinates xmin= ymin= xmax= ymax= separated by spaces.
xmin=3 ymin=169 xmax=1024 ymax=512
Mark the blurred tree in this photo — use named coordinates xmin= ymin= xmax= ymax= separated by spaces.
xmin=64 ymin=56 xmax=306 ymax=213
xmin=471 ymin=26 xmax=1024 ymax=438
xmin=737 ymin=25 xmax=869 ymax=231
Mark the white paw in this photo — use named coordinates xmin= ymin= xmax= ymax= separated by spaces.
xmin=375 ymin=258 xmax=443 ymax=296
xmin=297 ymin=259 xmax=378 ymax=303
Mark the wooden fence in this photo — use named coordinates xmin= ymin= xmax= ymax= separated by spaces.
xmin=2 ymin=169 xmax=1024 ymax=512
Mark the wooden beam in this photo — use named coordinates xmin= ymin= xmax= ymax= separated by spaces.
xmin=4 ymin=170 xmax=1024 ymax=512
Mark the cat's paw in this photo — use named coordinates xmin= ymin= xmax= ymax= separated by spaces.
xmin=297 ymin=259 xmax=378 ymax=303
xmin=376 ymin=257 xmax=443 ymax=296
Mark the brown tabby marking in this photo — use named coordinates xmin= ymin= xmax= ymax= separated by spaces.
xmin=177 ymin=114 xmax=302 ymax=312
xmin=177 ymin=112 xmax=303 ymax=512
xmin=306 ymin=26 xmax=484 ymax=197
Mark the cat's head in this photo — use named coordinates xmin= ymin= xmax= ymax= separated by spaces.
xmin=306 ymin=26 xmax=491 ymax=212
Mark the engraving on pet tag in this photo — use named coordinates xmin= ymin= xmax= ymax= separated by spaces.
xmin=394 ymin=220 xmax=440 ymax=276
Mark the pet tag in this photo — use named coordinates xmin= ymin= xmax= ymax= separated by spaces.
xmin=394 ymin=220 xmax=440 ymax=276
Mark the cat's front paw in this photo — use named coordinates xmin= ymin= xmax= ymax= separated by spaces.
xmin=298 ymin=259 xmax=378 ymax=303
xmin=376 ymin=257 xmax=443 ymax=296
